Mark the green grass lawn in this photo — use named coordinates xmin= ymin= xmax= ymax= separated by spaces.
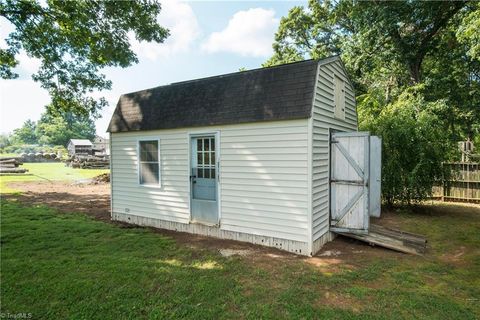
xmin=1 ymin=198 xmax=479 ymax=319
xmin=0 ymin=153 xmax=20 ymax=158
xmin=0 ymin=163 xmax=109 ymax=193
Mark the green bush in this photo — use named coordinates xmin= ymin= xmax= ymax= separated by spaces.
xmin=359 ymin=89 xmax=452 ymax=205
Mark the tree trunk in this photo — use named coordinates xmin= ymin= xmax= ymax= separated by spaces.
xmin=409 ymin=59 xmax=421 ymax=84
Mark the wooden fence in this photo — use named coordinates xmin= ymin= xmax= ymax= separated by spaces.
xmin=432 ymin=162 xmax=480 ymax=203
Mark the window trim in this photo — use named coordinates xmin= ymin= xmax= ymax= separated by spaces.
xmin=137 ymin=138 xmax=161 ymax=188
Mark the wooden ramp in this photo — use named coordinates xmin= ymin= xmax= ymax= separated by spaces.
xmin=337 ymin=224 xmax=427 ymax=255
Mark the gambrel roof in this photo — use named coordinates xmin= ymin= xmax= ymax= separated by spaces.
xmin=107 ymin=58 xmax=337 ymax=133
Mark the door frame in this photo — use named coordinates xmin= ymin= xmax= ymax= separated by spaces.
xmin=187 ymin=130 xmax=221 ymax=225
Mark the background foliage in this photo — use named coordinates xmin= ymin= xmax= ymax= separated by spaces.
xmin=1 ymin=111 xmax=96 ymax=154
xmin=266 ymin=0 xmax=479 ymax=204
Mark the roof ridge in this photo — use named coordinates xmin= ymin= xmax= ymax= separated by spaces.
xmin=168 ymin=59 xmax=318 ymax=87
xmin=119 ymin=56 xmax=338 ymax=97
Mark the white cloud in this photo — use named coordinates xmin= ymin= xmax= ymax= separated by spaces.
xmin=0 ymin=17 xmax=41 ymax=75
xmin=201 ymin=8 xmax=279 ymax=57
xmin=130 ymin=0 xmax=200 ymax=61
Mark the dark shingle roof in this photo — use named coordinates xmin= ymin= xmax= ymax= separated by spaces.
xmin=107 ymin=59 xmax=320 ymax=133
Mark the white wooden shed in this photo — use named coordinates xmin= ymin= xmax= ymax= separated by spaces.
xmin=107 ymin=56 xmax=381 ymax=256
xmin=67 ymin=139 xmax=93 ymax=156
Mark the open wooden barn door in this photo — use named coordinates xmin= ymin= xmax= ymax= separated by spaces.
xmin=328 ymin=132 xmax=426 ymax=256
xmin=330 ymin=132 xmax=371 ymax=234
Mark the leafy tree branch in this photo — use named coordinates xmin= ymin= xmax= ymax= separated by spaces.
xmin=0 ymin=0 xmax=169 ymax=117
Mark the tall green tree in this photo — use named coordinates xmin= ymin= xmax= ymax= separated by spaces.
xmin=0 ymin=133 xmax=11 ymax=148
xmin=36 ymin=111 xmax=96 ymax=146
xmin=266 ymin=0 xmax=479 ymax=204
xmin=0 ymin=0 xmax=169 ymax=117
xmin=11 ymin=119 xmax=37 ymax=144
xmin=359 ymin=88 xmax=453 ymax=205
xmin=10 ymin=112 xmax=96 ymax=147
xmin=265 ymin=0 xmax=473 ymax=91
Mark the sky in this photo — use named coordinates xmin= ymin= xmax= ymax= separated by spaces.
xmin=0 ymin=0 xmax=306 ymax=137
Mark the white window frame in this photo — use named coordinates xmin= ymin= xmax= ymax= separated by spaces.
xmin=137 ymin=138 xmax=161 ymax=188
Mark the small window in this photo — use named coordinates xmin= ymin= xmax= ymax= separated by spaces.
xmin=139 ymin=140 xmax=160 ymax=185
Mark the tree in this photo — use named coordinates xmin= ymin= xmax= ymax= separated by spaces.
xmin=265 ymin=0 xmax=471 ymax=87
xmin=359 ymin=88 xmax=452 ymax=205
xmin=9 ymin=111 xmax=96 ymax=147
xmin=0 ymin=133 xmax=11 ymax=148
xmin=0 ymin=0 xmax=169 ymax=117
xmin=266 ymin=0 xmax=479 ymax=204
xmin=457 ymin=2 xmax=480 ymax=61
xmin=11 ymin=119 xmax=37 ymax=144
xmin=36 ymin=111 xmax=96 ymax=146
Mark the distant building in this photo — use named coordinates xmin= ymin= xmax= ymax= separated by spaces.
xmin=93 ymin=135 xmax=110 ymax=155
xmin=67 ymin=139 xmax=93 ymax=156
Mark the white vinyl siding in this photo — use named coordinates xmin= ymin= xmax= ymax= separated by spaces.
xmin=111 ymin=132 xmax=190 ymax=224
xmin=110 ymin=119 xmax=310 ymax=243
xmin=311 ymin=59 xmax=358 ymax=241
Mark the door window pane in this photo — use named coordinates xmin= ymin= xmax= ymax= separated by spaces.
xmin=204 ymin=152 xmax=210 ymax=165
xmin=204 ymin=139 xmax=210 ymax=151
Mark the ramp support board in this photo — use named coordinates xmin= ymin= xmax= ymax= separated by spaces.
xmin=336 ymin=224 xmax=427 ymax=255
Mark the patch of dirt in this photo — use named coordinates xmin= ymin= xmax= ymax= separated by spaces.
xmin=219 ymin=248 xmax=253 ymax=257
xmin=313 ymin=235 xmax=406 ymax=268
xmin=5 ymin=181 xmax=111 ymax=222
xmin=439 ymin=246 xmax=471 ymax=266
xmin=316 ymin=291 xmax=363 ymax=313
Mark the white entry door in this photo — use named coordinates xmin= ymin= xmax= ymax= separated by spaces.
xmin=190 ymin=135 xmax=218 ymax=225
xmin=330 ymin=132 xmax=370 ymax=234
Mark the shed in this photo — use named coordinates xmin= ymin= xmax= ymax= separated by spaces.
xmin=67 ymin=139 xmax=93 ymax=156
xmin=107 ymin=56 xmax=381 ymax=256
xmin=93 ymin=135 xmax=110 ymax=155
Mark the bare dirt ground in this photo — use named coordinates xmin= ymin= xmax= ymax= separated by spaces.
xmin=1 ymin=180 xmax=425 ymax=270
xmin=5 ymin=181 xmax=111 ymax=222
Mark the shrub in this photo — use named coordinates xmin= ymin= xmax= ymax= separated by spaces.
xmin=359 ymin=89 xmax=452 ymax=205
